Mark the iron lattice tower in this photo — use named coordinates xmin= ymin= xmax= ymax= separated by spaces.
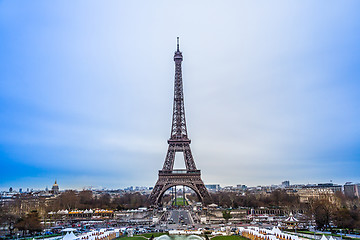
xmin=149 ymin=38 xmax=210 ymax=205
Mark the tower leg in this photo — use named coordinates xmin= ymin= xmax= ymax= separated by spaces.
xmin=183 ymin=185 xmax=185 ymax=205
xmin=174 ymin=185 xmax=177 ymax=206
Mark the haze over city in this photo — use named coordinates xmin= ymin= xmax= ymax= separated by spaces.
xmin=1 ymin=1 xmax=360 ymax=190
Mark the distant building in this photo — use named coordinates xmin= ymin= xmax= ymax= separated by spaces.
xmin=222 ymin=186 xmax=236 ymax=191
xmin=237 ymin=184 xmax=247 ymax=191
xmin=134 ymin=186 xmax=148 ymax=191
xmin=294 ymin=183 xmax=342 ymax=203
xmin=344 ymin=182 xmax=360 ymax=198
xmin=282 ymin=181 xmax=290 ymax=188
xmin=315 ymin=183 xmax=342 ymax=192
xmin=52 ymin=180 xmax=60 ymax=194
xmin=205 ymin=184 xmax=220 ymax=192
xmin=124 ymin=186 xmax=134 ymax=191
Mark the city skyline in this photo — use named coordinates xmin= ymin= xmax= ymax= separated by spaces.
xmin=1 ymin=179 xmax=353 ymax=193
xmin=1 ymin=1 xmax=360 ymax=190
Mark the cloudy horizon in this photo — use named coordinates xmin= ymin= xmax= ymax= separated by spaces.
xmin=1 ymin=1 xmax=360 ymax=191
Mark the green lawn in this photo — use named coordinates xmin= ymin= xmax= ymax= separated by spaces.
xmin=115 ymin=232 xmax=168 ymax=240
xmin=211 ymin=235 xmax=249 ymax=240
xmin=24 ymin=234 xmax=62 ymax=239
xmin=139 ymin=233 xmax=168 ymax=238
xmin=115 ymin=237 xmax=146 ymax=240
xmin=172 ymin=197 xmax=188 ymax=206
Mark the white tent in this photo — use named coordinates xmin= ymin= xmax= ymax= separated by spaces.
xmin=291 ymin=235 xmax=299 ymax=240
xmin=285 ymin=213 xmax=299 ymax=222
xmin=61 ymin=228 xmax=77 ymax=232
xmin=62 ymin=232 xmax=77 ymax=240
xmin=320 ymin=235 xmax=328 ymax=240
xmin=208 ymin=203 xmax=218 ymax=208
xmin=272 ymin=226 xmax=282 ymax=234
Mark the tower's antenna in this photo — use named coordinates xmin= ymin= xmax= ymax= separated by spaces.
xmin=177 ymin=37 xmax=180 ymax=51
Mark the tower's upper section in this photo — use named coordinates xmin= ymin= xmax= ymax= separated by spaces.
xmin=174 ymin=37 xmax=183 ymax=61
xmin=170 ymin=37 xmax=189 ymax=141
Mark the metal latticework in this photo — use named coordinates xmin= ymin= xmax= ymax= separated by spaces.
xmin=149 ymin=38 xmax=210 ymax=205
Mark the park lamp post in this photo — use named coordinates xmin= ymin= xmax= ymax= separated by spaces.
xmin=340 ymin=229 xmax=342 ymax=240
xmin=313 ymin=229 xmax=316 ymax=240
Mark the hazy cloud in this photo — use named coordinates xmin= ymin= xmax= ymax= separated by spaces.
xmin=1 ymin=0 xmax=360 ymax=190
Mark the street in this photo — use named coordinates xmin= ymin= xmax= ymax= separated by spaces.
xmin=167 ymin=209 xmax=193 ymax=227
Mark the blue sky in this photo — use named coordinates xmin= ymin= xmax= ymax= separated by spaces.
xmin=1 ymin=1 xmax=360 ymax=190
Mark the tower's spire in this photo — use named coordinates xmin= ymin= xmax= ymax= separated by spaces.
xmin=177 ymin=37 xmax=180 ymax=51
xmin=171 ymin=37 xmax=186 ymax=140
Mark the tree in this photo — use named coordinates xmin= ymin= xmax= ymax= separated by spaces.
xmin=112 ymin=193 xmax=150 ymax=209
xmin=78 ymin=190 xmax=93 ymax=208
xmin=222 ymin=210 xmax=232 ymax=223
xmin=58 ymin=190 xmax=78 ymax=209
xmin=98 ymin=193 xmax=111 ymax=208
xmin=308 ymin=197 xmax=335 ymax=230
xmin=0 ymin=206 xmax=18 ymax=236
xmin=15 ymin=210 xmax=42 ymax=235
xmin=333 ymin=207 xmax=360 ymax=230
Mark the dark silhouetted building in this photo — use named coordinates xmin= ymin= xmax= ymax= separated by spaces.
xmin=344 ymin=182 xmax=360 ymax=198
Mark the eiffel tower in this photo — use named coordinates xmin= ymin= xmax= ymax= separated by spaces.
xmin=149 ymin=38 xmax=210 ymax=205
